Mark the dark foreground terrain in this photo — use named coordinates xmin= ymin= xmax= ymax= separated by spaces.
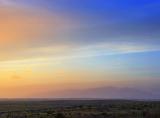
xmin=0 ymin=99 xmax=159 ymax=118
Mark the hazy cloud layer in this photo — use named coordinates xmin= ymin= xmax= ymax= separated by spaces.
xmin=0 ymin=0 xmax=160 ymax=61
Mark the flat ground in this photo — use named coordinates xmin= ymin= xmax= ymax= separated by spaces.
xmin=0 ymin=99 xmax=159 ymax=118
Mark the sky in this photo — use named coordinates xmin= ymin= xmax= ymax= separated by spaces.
xmin=0 ymin=0 xmax=160 ymax=99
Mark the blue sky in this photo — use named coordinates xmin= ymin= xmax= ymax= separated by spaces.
xmin=0 ymin=0 xmax=160 ymax=98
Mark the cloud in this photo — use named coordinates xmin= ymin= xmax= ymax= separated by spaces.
xmin=0 ymin=6 xmax=70 ymax=44
xmin=0 ymin=41 xmax=159 ymax=67
xmin=0 ymin=0 xmax=160 ymax=63
xmin=0 ymin=5 xmax=75 ymax=61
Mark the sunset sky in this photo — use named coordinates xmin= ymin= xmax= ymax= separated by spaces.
xmin=0 ymin=0 xmax=160 ymax=99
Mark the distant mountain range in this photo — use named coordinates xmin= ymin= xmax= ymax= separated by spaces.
xmin=51 ymin=86 xmax=160 ymax=100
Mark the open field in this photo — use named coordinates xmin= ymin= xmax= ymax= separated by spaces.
xmin=0 ymin=99 xmax=159 ymax=118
